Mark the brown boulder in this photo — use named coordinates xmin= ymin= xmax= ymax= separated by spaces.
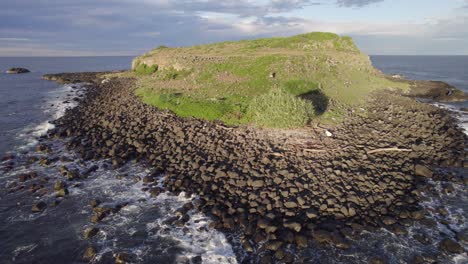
xmin=83 ymin=227 xmax=99 ymax=239
xmin=439 ymin=238 xmax=464 ymax=254
xmin=414 ymin=164 xmax=433 ymax=178
xmin=32 ymin=201 xmax=47 ymax=213
xmin=83 ymin=246 xmax=97 ymax=262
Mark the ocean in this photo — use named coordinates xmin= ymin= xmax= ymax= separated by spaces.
xmin=0 ymin=57 xmax=134 ymax=156
xmin=0 ymin=56 xmax=466 ymax=263
xmin=371 ymin=56 xmax=468 ymax=93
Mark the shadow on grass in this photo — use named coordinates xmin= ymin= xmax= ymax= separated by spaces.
xmin=298 ymin=89 xmax=329 ymax=115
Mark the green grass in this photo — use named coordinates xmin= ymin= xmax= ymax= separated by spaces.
xmin=283 ymin=80 xmax=319 ymax=96
xmin=197 ymin=55 xmax=281 ymax=97
xmin=134 ymin=63 xmax=158 ymax=75
xmin=136 ymin=90 xmax=238 ymax=122
xmin=248 ymin=86 xmax=315 ymax=128
xmin=239 ymin=32 xmax=357 ymax=52
xmin=129 ymin=32 xmax=410 ymax=128
xmin=161 ymin=67 xmax=192 ymax=81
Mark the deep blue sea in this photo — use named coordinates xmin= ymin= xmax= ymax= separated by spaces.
xmin=0 ymin=57 xmax=134 ymax=156
xmin=0 ymin=56 xmax=466 ymax=264
xmin=371 ymin=55 xmax=468 ymax=94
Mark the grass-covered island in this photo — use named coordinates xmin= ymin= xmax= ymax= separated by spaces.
xmin=129 ymin=32 xmax=408 ymax=127
xmin=38 ymin=33 xmax=467 ymax=263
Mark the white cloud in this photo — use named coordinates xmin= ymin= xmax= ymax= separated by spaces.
xmin=1 ymin=0 xmax=467 ymax=55
xmin=335 ymin=0 xmax=384 ymax=7
xmin=225 ymin=17 xmax=421 ymax=37
xmin=0 ymin=46 xmax=134 ymax=57
xmin=0 ymin=38 xmax=31 ymax=41
xmin=132 ymin=31 xmax=161 ymax=37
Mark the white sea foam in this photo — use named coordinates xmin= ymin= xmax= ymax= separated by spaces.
xmin=150 ymin=191 xmax=238 ymax=264
xmin=309 ymin=172 xmax=467 ymax=264
xmin=453 ymin=254 xmax=468 ymax=264
xmin=15 ymin=83 xmax=85 ymax=150
xmin=12 ymin=244 xmax=38 ymax=260
xmin=71 ymin=163 xmax=238 ymax=264
xmin=3 ymin=78 xmax=235 ymax=263
xmin=460 ymin=123 xmax=468 ymax=136
xmin=432 ymin=102 xmax=468 ymax=135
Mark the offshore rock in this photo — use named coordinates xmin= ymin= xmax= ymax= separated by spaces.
xmin=6 ymin=67 xmax=30 ymax=74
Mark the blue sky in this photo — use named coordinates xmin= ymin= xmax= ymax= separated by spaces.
xmin=1 ymin=0 xmax=467 ymax=56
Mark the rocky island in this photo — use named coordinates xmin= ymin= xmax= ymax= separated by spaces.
xmin=30 ymin=32 xmax=467 ymax=263
xmin=6 ymin=67 xmax=30 ymax=74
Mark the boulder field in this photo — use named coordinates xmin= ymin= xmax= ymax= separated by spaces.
xmin=43 ymin=72 xmax=467 ymax=260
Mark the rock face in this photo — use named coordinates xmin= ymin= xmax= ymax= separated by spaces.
xmin=439 ymin=238 xmax=464 ymax=254
xmin=32 ymin=201 xmax=47 ymax=213
xmin=82 ymin=246 xmax=96 ymax=261
xmin=83 ymin=227 xmax=99 ymax=239
xmin=414 ymin=165 xmax=433 ymax=178
xmin=389 ymin=76 xmax=468 ymax=102
xmin=42 ymin=71 xmax=123 ymax=84
xmin=6 ymin=67 xmax=30 ymax=74
xmin=44 ymin=72 xmax=467 ymax=261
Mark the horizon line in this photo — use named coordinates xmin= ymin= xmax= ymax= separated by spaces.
xmin=1 ymin=54 xmax=468 ymax=58
xmin=0 ymin=55 xmax=139 ymax=58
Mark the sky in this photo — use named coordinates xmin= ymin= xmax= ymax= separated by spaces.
xmin=1 ymin=0 xmax=467 ymax=56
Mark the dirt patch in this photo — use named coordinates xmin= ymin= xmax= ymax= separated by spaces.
xmin=215 ymin=72 xmax=247 ymax=84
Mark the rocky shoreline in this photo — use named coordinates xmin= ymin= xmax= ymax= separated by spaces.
xmin=386 ymin=75 xmax=468 ymax=102
xmin=14 ymin=72 xmax=468 ymax=262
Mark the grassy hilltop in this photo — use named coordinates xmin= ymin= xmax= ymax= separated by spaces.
xmin=127 ymin=32 xmax=408 ymax=128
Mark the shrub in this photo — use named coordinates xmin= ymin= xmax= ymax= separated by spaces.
xmin=161 ymin=67 xmax=192 ymax=80
xmin=134 ymin=63 xmax=158 ymax=75
xmin=248 ymin=86 xmax=315 ymax=128
xmin=283 ymin=80 xmax=329 ymax=115
xmin=283 ymin=79 xmax=319 ymax=96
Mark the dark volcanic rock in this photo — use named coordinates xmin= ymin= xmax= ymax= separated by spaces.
xmin=6 ymin=67 xmax=30 ymax=74
xmin=55 ymin=187 xmax=69 ymax=197
xmin=389 ymin=76 xmax=468 ymax=102
xmin=32 ymin=201 xmax=47 ymax=213
xmin=456 ymin=229 xmax=468 ymax=243
xmin=43 ymin=71 xmax=467 ymax=258
xmin=83 ymin=246 xmax=97 ymax=261
xmin=115 ymin=252 xmax=130 ymax=264
xmin=89 ymin=199 xmax=101 ymax=208
xmin=439 ymin=238 xmax=464 ymax=254
xmin=83 ymin=227 xmax=99 ymax=239
xmin=414 ymin=164 xmax=433 ymax=178
xmin=369 ymin=256 xmax=387 ymax=264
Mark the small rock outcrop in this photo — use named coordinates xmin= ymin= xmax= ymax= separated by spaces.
xmin=6 ymin=68 xmax=30 ymax=74
xmin=439 ymin=238 xmax=464 ymax=254
xmin=82 ymin=246 xmax=97 ymax=261
xmin=31 ymin=201 xmax=47 ymax=213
